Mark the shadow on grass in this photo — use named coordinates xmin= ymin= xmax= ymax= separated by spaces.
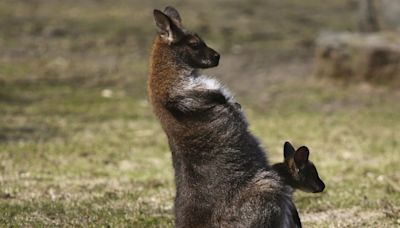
xmin=0 ymin=125 xmax=61 ymax=143
xmin=0 ymin=89 xmax=35 ymax=106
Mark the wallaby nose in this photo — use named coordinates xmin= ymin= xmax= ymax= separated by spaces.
xmin=212 ymin=51 xmax=220 ymax=64
xmin=214 ymin=52 xmax=220 ymax=61
xmin=213 ymin=52 xmax=220 ymax=65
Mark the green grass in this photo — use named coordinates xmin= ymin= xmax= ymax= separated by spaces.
xmin=0 ymin=84 xmax=174 ymax=227
xmin=1 ymin=0 xmax=400 ymax=227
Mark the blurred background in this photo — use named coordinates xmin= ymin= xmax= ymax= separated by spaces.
xmin=0 ymin=0 xmax=399 ymax=227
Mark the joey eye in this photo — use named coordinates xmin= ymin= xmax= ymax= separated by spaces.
xmin=188 ymin=41 xmax=201 ymax=49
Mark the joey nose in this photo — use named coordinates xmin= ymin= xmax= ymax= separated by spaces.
xmin=314 ymin=181 xmax=325 ymax=193
xmin=319 ymin=182 xmax=325 ymax=192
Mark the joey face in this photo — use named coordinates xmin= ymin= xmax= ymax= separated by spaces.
xmin=295 ymin=161 xmax=325 ymax=193
xmin=283 ymin=142 xmax=325 ymax=193
xmin=153 ymin=7 xmax=220 ymax=69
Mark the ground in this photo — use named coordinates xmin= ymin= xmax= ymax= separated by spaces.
xmin=0 ymin=0 xmax=399 ymax=227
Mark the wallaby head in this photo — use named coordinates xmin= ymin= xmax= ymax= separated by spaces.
xmin=277 ymin=141 xmax=325 ymax=193
xmin=152 ymin=6 xmax=220 ymax=69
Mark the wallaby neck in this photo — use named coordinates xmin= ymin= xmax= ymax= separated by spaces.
xmin=148 ymin=37 xmax=196 ymax=106
xmin=150 ymin=37 xmax=193 ymax=79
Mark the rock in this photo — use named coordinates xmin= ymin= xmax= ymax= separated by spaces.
xmin=314 ymin=31 xmax=400 ymax=85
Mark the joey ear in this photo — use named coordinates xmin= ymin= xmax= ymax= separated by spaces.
xmin=294 ymin=146 xmax=310 ymax=165
xmin=283 ymin=141 xmax=296 ymax=159
xmin=153 ymin=9 xmax=182 ymax=44
xmin=164 ymin=6 xmax=182 ymax=24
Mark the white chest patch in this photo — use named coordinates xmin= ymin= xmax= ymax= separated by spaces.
xmin=184 ymin=75 xmax=236 ymax=103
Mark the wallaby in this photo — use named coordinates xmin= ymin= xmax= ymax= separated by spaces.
xmin=148 ymin=7 xmax=301 ymax=228
xmin=272 ymin=141 xmax=325 ymax=193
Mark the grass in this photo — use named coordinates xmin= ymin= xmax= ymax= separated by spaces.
xmin=0 ymin=0 xmax=399 ymax=227
xmin=0 ymin=84 xmax=174 ymax=227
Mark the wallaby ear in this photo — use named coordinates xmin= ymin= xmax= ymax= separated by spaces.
xmin=283 ymin=141 xmax=296 ymax=159
xmin=294 ymin=146 xmax=310 ymax=165
xmin=153 ymin=9 xmax=182 ymax=44
xmin=164 ymin=6 xmax=182 ymax=25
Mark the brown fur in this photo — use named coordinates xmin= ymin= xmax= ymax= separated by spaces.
xmin=148 ymin=37 xmax=185 ymax=134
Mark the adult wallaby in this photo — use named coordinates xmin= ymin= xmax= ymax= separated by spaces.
xmin=272 ymin=141 xmax=325 ymax=193
xmin=148 ymin=7 xmax=300 ymax=228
